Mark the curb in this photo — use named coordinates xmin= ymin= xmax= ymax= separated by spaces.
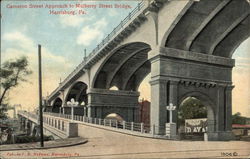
xmin=0 ymin=138 xmax=88 ymax=151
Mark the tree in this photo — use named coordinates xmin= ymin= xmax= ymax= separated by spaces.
xmin=178 ymin=97 xmax=207 ymax=125
xmin=0 ymin=56 xmax=32 ymax=107
xmin=232 ymin=112 xmax=246 ymax=125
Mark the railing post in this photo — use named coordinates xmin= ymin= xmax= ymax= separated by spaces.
xmin=131 ymin=122 xmax=134 ymax=131
xmin=121 ymin=20 xmax=123 ymax=27
xmin=116 ymin=120 xmax=118 ymax=128
xmin=123 ymin=121 xmax=125 ymax=129
xmin=152 ymin=125 xmax=155 ymax=135
xmin=94 ymin=118 xmax=97 ymax=124
xmin=104 ymin=119 xmax=106 ymax=126
xmin=99 ymin=119 xmax=101 ymax=125
xmin=109 ymin=120 xmax=112 ymax=127
xmin=141 ymin=123 xmax=144 ymax=133
xmin=71 ymin=107 xmax=74 ymax=121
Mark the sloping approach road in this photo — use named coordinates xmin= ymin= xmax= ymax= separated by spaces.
xmin=1 ymin=132 xmax=250 ymax=159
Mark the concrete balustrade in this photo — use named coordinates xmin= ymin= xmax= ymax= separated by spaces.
xmin=18 ymin=111 xmax=78 ymax=138
xmin=19 ymin=111 xmax=163 ymax=139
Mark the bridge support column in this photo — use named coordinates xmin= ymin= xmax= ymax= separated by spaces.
xmin=150 ymin=48 xmax=235 ymax=140
xmin=19 ymin=116 xmax=26 ymax=131
xmin=150 ymin=79 xmax=179 ymax=135
xmin=225 ymin=85 xmax=234 ymax=131
xmin=207 ymin=84 xmax=234 ymax=141
xmin=150 ymin=79 xmax=168 ymax=135
xmin=168 ymin=81 xmax=178 ymax=124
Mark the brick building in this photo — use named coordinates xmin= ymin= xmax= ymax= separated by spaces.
xmin=139 ymin=99 xmax=150 ymax=126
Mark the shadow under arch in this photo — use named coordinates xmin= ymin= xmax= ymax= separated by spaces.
xmin=92 ymin=42 xmax=151 ymax=91
xmin=64 ymin=81 xmax=88 ymax=105
xmin=52 ymin=98 xmax=62 ymax=113
xmin=178 ymin=91 xmax=216 ymax=133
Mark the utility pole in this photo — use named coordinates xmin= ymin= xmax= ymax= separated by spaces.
xmin=38 ymin=44 xmax=44 ymax=147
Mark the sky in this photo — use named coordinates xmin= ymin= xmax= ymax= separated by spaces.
xmin=1 ymin=0 xmax=250 ymax=117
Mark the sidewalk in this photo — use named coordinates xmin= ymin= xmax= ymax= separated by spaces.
xmin=0 ymin=137 xmax=87 ymax=151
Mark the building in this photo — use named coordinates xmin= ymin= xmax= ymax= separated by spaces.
xmin=138 ymin=100 xmax=150 ymax=126
xmin=232 ymin=124 xmax=250 ymax=136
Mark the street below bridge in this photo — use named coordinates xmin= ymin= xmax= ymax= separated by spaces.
xmin=1 ymin=131 xmax=249 ymax=159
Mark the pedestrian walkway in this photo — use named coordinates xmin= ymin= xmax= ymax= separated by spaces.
xmin=0 ymin=137 xmax=87 ymax=151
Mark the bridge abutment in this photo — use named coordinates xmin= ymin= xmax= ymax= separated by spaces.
xmin=87 ymin=88 xmax=140 ymax=122
xmin=150 ymin=47 xmax=235 ymax=140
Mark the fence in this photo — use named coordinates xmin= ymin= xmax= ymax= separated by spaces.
xmin=44 ymin=112 xmax=157 ymax=135
xmin=18 ymin=111 xmax=70 ymax=137
xmin=19 ymin=111 xmax=165 ymax=137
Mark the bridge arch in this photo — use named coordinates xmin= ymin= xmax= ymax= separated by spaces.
xmin=65 ymin=81 xmax=88 ymax=105
xmin=109 ymin=86 xmax=119 ymax=90
xmin=93 ymin=42 xmax=151 ymax=91
xmin=52 ymin=98 xmax=62 ymax=113
xmin=105 ymin=113 xmax=124 ymax=122
xmin=162 ymin=0 xmax=249 ymax=58
xmin=178 ymin=91 xmax=215 ymax=133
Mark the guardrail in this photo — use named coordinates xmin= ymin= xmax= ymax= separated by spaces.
xmin=18 ymin=111 xmax=76 ymax=138
xmin=18 ymin=111 xmax=166 ymax=138
xmin=48 ymin=1 xmax=146 ymax=100
xmin=44 ymin=112 xmax=151 ymax=134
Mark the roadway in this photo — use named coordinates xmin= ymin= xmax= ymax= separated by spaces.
xmin=1 ymin=131 xmax=250 ymax=158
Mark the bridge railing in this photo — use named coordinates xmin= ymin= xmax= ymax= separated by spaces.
xmin=44 ymin=112 xmax=153 ymax=135
xmin=48 ymin=1 xmax=146 ymax=100
xmin=19 ymin=111 xmax=166 ymax=137
xmin=18 ymin=110 xmax=38 ymax=121
xmin=18 ymin=111 xmax=71 ymax=137
xmin=43 ymin=115 xmax=68 ymax=133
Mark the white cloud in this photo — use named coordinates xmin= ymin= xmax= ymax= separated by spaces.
xmin=77 ymin=18 xmax=107 ymax=46
xmin=235 ymin=57 xmax=250 ymax=69
xmin=2 ymin=31 xmax=72 ymax=68
xmin=2 ymin=31 xmax=73 ymax=110
xmin=59 ymin=15 xmax=91 ymax=27
xmin=108 ymin=9 xmax=118 ymax=16
xmin=3 ymin=31 xmax=34 ymax=50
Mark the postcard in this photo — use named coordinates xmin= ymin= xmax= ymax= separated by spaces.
xmin=1 ymin=0 xmax=250 ymax=158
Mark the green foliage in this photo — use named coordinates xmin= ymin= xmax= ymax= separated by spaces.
xmin=0 ymin=104 xmax=8 ymax=119
xmin=15 ymin=135 xmax=54 ymax=144
xmin=232 ymin=112 xmax=247 ymax=125
xmin=178 ymin=97 xmax=207 ymax=125
xmin=0 ymin=56 xmax=32 ymax=115
xmin=2 ymin=135 xmax=54 ymax=144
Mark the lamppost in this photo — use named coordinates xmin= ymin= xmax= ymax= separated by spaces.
xmin=80 ymin=101 xmax=86 ymax=117
xmin=165 ymin=103 xmax=177 ymax=139
xmin=67 ymin=98 xmax=78 ymax=121
xmin=166 ymin=103 xmax=176 ymax=123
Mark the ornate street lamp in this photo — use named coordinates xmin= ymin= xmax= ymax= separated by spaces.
xmin=67 ymin=98 xmax=79 ymax=121
xmin=80 ymin=101 xmax=86 ymax=117
xmin=166 ymin=103 xmax=176 ymax=123
xmin=165 ymin=103 xmax=177 ymax=139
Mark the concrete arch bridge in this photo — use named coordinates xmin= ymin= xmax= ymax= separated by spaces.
xmin=45 ymin=0 xmax=250 ymax=141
